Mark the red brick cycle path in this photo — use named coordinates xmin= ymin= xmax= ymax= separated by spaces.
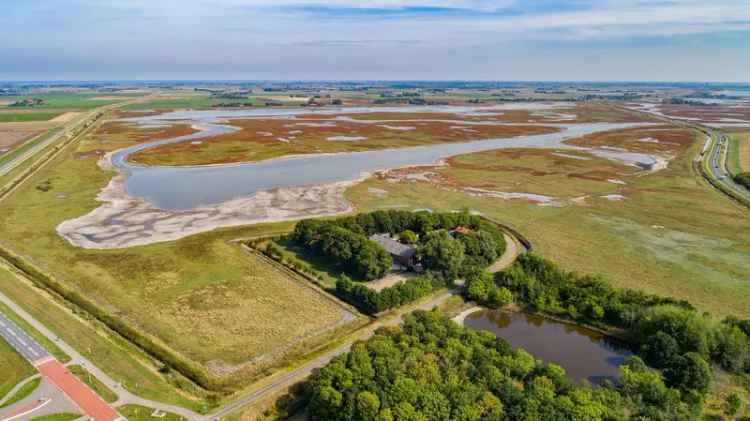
xmin=36 ymin=359 xmax=121 ymax=421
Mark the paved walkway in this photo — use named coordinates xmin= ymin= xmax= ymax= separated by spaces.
xmin=37 ymin=360 xmax=120 ymax=421
xmin=0 ymin=377 xmax=80 ymax=421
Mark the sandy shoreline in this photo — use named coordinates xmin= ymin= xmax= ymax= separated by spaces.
xmin=57 ymin=167 xmax=357 ymax=249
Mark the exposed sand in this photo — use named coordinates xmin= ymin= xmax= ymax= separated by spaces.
xmin=57 ymin=160 xmax=355 ymax=249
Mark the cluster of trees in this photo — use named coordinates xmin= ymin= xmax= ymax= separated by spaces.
xmin=335 ymin=275 xmax=438 ymax=315
xmin=492 ymin=253 xmax=750 ymax=403
xmin=291 ymin=220 xmax=392 ymax=280
xmin=306 ymin=310 xmax=701 ymax=421
xmin=291 ymin=210 xmax=506 ymax=282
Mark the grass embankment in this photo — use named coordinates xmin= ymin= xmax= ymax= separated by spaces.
xmin=0 ymin=119 xmax=360 ymax=392
xmin=118 ymin=404 xmax=187 ymax=421
xmin=346 ymin=127 xmax=750 ymax=318
xmin=0 ymin=112 xmax=60 ymax=123
xmin=0 ymin=378 xmax=41 ymax=408
xmin=68 ymin=364 xmax=118 ymax=403
xmin=0 ymin=343 xmax=35 ymax=403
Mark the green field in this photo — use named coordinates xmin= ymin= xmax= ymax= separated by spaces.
xmin=346 ymin=129 xmax=750 ymax=318
xmin=2 ymin=93 xmax=130 ymax=109
xmin=0 ymin=112 xmax=60 ymax=122
xmin=69 ymin=365 xmax=118 ymax=403
xmin=728 ymin=131 xmax=750 ymax=175
xmin=0 ymin=339 xmax=35 ymax=402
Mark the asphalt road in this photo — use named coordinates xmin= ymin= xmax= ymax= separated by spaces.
xmin=0 ymin=312 xmax=49 ymax=363
xmin=707 ymin=131 xmax=750 ymax=200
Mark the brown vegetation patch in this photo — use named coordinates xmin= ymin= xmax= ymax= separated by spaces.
xmin=0 ymin=122 xmax=57 ymax=149
xmin=564 ymin=126 xmax=695 ymax=156
xmin=431 ymin=148 xmax=638 ymax=198
xmin=128 ymin=115 xmax=559 ymax=166
xmin=97 ymin=121 xmax=198 ymax=143
xmin=657 ymin=104 xmax=750 ymax=123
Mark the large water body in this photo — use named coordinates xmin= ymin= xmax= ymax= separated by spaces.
xmin=113 ymin=106 xmax=652 ymax=210
xmin=464 ymin=310 xmax=631 ymax=384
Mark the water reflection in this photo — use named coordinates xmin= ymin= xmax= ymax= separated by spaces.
xmin=464 ymin=310 xmax=631 ymax=384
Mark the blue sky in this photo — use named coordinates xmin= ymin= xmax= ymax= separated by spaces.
xmin=2 ymin=0 xmax=749 ymax=81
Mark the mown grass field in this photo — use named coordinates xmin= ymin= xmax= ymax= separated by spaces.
xmin=0 ymin=338 xmax=35 ymax=401
xmin=347 ymin=127 xmax=750 ymax=318
xmin=0 ymin=112 xmax=60 ymax=123
xmin=728 ymin=130 xmax=750 ymax=174
xmin=0 ymin=116 xmax=359 ymax=390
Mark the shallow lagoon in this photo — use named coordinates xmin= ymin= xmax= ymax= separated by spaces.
xmin=112 ymin=106 xmax=653 ymax=210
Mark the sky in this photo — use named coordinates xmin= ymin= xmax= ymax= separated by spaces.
xmin=2 ymin=0 xmax=750 ymax=82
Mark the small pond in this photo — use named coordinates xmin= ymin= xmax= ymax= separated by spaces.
xmin=463 ymin=310 xmax=631 ymax=384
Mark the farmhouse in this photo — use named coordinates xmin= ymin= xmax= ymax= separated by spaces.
xmin=369 ymin=233 xmax=418 ymax=271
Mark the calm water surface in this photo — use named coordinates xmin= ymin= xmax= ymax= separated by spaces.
xmin=464 ymin=310 xmax=631 ymax=384
xmin=112 ymin=107 xmax=653 ymax=210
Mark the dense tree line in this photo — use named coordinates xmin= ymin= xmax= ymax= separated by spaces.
xmin=306 ymin=310 xmax=701 ymax=420
xmin=336 ymin=275 xmax=438 ymax=315
xmin=491 ymin=253 xmax=750 ymax=400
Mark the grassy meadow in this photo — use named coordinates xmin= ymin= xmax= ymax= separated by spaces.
xmin=0 ymin=116 xmax=360 ymax=396
xmin=0 ymin=112 xmax=60 ymax=123
xmin=346 ymin=128 xmax=750 ymax=318
xmin=0 ymin=338 xmax=35 ymax=401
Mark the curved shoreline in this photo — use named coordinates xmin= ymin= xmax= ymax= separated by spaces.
xmin=56 ymin=106 xmax=665 ymax=249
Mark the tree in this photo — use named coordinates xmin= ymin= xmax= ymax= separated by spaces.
xmin=418 ymin=230 xmax=465 ymax=280
xmin=355 ymin=241 xmax=392 ymax=280
xmin=725 ymin=391 xmax=743 ymax=417
xmin=399 ymin=230 xmax=418 ymax=245
xmin=357 ymin=391 xmax=381 ymax=419
xmin=663 ymin=352 xmax=712 ymax=393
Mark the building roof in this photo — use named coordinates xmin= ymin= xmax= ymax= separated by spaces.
xmin=369 ymin=233 xmax=417 ymax=259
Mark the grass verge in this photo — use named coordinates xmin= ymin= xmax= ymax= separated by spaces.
xmin=68 ymin=364 xmax=118 ymax=403
xmin=29 ymin=413 xmax=80 ymax=421
xmin=0 ymin=377 xmax=40 ymax=408
xmin=117 ymin=404 xmax=187 ymax=421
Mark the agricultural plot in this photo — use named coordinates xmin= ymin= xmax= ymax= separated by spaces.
xmin=0 ymin=112 xmax=61 ymax=123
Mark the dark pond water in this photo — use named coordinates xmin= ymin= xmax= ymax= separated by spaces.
xmin=464 ymin=310 xmax=631 ymax=384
